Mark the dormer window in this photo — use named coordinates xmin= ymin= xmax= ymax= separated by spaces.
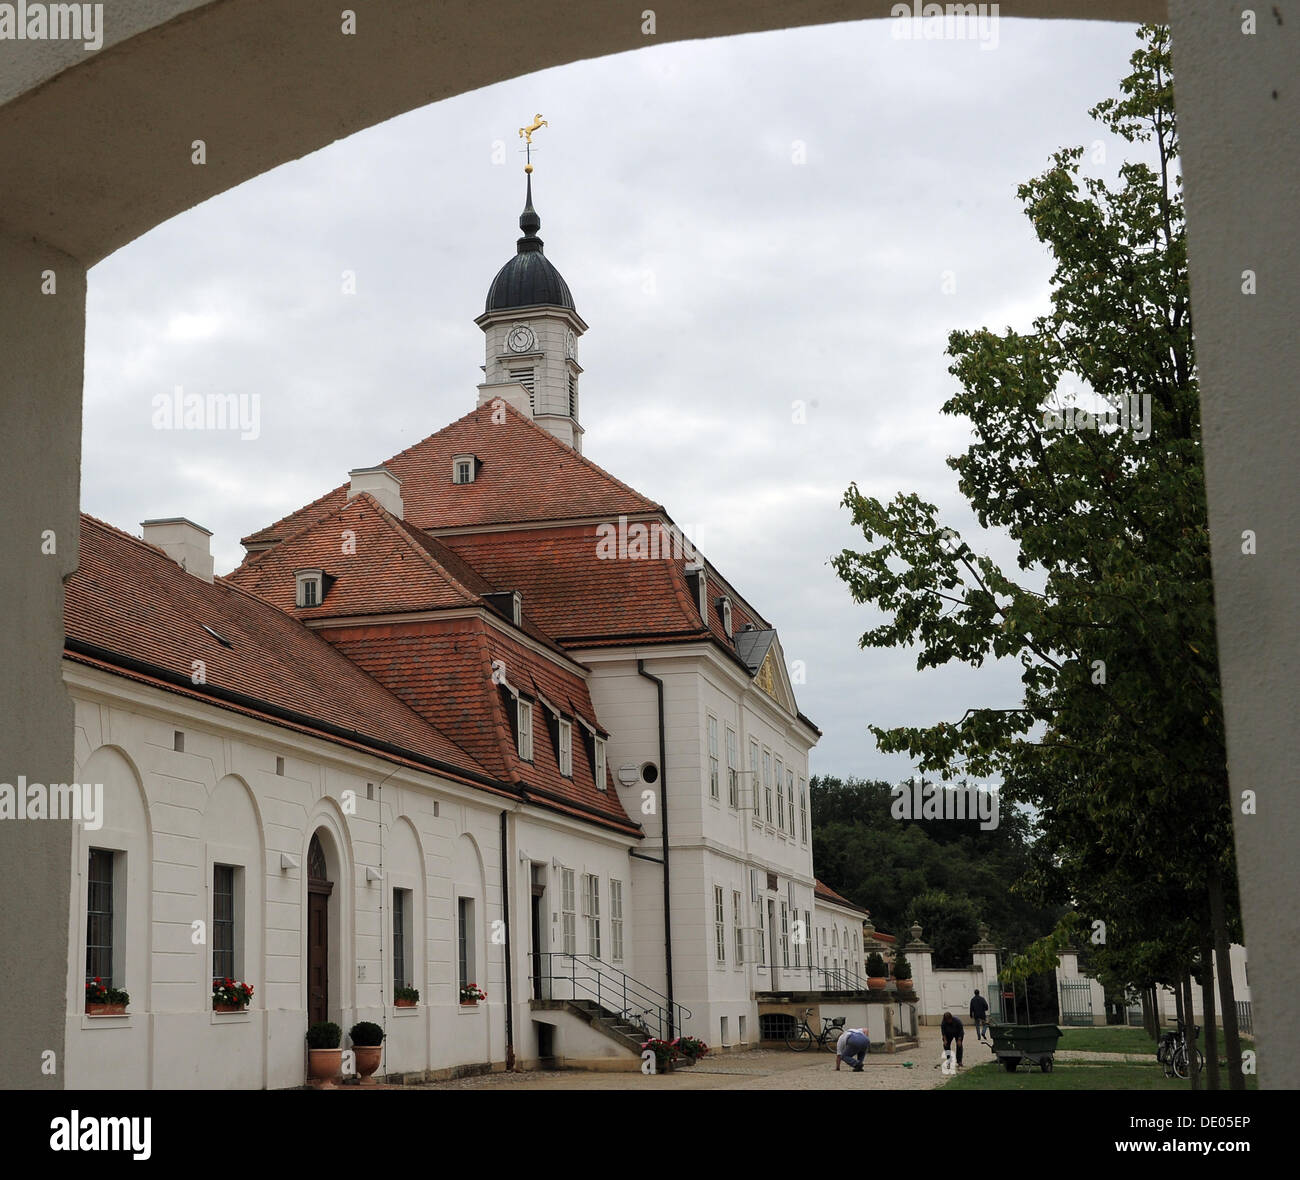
xmin=687 ymin=565 xmax=708 ymax=620
xmin=558 ymin=719 xmax=573 ymax=778
xmin=517 ymin=699 xmax=533 ymax=762
xmin=594 ymin=737 xmax=607 ymax=791
xmin=294 ymin=568 xmax=327 ymax=608
xmin=453 ymin=454 xmax=478 ymax=485
xmin=720 ymin=596 xmax=733 ymax=637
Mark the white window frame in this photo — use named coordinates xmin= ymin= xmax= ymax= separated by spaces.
xmin=594 ymin=736 xmax=607 ymax=791
xmin=726 ymin=728 xmax=738 ymax=809
xmin=786 ymin=770 xmax=796 ymax=836
xmin=714 ymin=885 xmax=726 ymax=965
xmin=610 ymin=878 xmax=624 ymax=961
xmin=721 ymin=596 xmax=732 ymax=636
xmin=558 ymin=718 xmax=573 ymax=777
xmin=583 ymin=872 xmax=601 ymax=958
xmin=780 ymin=902 xmax=790 ymax=968
xmin=561 ymin=868 xmax=576 ymax=955
xmin=774 ymin=757 xmax=784 ymax=830
xmin=763 ymin=749 xmax=773 ymax=825
xmin=799 ymin=778 xmax=808 ymax=845
xmin=732 ymin=890 xmax=744 ymax=966
xmin=707 ymin=715 xmax=719 ymax=800
xmin=517 ymin=699 xmax=533 ymax=762
xmin=749 ymin=739 xmax=761 ymax=825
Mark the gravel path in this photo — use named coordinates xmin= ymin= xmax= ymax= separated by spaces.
xmin=409 ymin=1030 xmax=954 ymax=1091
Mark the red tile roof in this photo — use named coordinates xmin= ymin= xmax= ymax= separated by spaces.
xmin=66 ymin=514 xmax=488 ymax=779
xmin=814 ymin=878 xmax=871 ymax=916
xmin=318 ymin=616 xmax=637 ymax=834
xmin=238 ymin=400 xmax=659 ymax=550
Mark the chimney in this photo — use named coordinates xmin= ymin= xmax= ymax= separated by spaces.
xmin=347 ymin=465 xmax=403 ymax=519
xmin=142 ymin=517 xmax=214 ymax=582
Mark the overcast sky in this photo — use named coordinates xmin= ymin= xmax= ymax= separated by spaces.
xmin=81 ymin=15 xmax=1143 ymax=783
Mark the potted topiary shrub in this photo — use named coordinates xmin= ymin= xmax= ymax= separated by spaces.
xmin=348 ymin=1021 xmax=385 ymax=1085
xmin=866 ymin=952 xmax=888 ymax=991
xmin=85 ymin=978 xmax=129 ymax=1016
xmin=307 ymin=1021 xmax=342 ymax=1085
xmin=892 ymin=949 xmax=912 ymax=990
xmin=394 ymin=986 xmax=419 ymax=1008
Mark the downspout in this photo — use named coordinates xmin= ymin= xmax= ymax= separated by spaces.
xmin=499 ymin=809 xmax=515 ymax=1070
xmin=637 ymin=660 xmax=675 ymax=1037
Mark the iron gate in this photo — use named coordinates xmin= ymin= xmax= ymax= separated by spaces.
xmin=1059 ymin=979 xmax=1094 ymax=1025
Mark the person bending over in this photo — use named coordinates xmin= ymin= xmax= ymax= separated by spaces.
xmin=835 ymin=1026 xmax=870 ymax=1072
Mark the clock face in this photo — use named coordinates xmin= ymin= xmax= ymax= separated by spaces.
xmin=565 ymin=330 xmax=577 ymax=360
xmin=507 ymin=324 xmax=536 ymax=354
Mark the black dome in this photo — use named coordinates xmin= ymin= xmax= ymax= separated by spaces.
xmin=485 ymin=251 xmax=575 ymax=313
xmin=484 ymin=175 xmax=576 ymax=313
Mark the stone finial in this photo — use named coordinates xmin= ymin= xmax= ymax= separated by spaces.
xmin=909 ymin=923 xmax=922 ymax=942
xmin=978 ymin=922 xmax=990 ymax=942
xmin=863 ymin=920 xmax=875 ymax=938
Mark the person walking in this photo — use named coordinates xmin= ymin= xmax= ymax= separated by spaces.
xmin=835 ymin=1026 xmax=870 ymax=1071
xmin=970 ymin=989 xmax=990 ymax=1042
xmin=940 ymin=1011 xmax=965 ymax=1069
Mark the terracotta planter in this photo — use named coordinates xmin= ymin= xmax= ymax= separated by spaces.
xmin=213 ymin=1001 xmax=244 ymax=1013
xmin=353 ymin=1044 xmax=383 ymax=1084
xmin=85 ymin=1002 xmax=127 ymax=1016
xmin=308 ymin=1047 xmax=342 ymax=1085
xmin=894 ymin=978 xmax=913 ymax=993
xmin=394 ymin=998 xmax=416 ymax=1008
xmin=460 ymin=1000 xmax=478 ymax=1007
xmin=867 ymin=977 xmax=888 ymax=992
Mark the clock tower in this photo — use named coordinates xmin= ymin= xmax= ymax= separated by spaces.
xmin=475 ymin=164 xmax=588 ymax=452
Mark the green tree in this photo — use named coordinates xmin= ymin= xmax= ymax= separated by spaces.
xmin=830 ymin=25 xmax=1243 ymax=1088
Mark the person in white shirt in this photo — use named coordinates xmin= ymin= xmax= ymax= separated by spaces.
xmin=835 ymin=1026 xmax=870 ymax=1071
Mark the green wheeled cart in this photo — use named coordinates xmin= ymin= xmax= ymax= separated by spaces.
xmin=987 ymin=1023 xmax=1063 ymax=1073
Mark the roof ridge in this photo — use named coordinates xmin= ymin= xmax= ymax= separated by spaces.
xmin=488 ymin=398 xmax=662 ymax=512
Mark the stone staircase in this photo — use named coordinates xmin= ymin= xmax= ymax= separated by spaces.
xmin=531 ymin=997 xmax=651 ymax=1057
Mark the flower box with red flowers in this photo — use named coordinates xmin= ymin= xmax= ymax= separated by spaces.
xmin=459 ymin=983 xmax=487 ymax=1005
xmin=85 ymin=978 xmax=129 ymax=1015
xmin=212 ymin=978 xmax=254 ymax=1012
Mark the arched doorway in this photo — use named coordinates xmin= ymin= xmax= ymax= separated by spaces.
xmin=307 ymin=833 xmax=333 ymax=1026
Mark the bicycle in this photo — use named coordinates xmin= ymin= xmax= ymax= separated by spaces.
xmin=786 ymin=1007 xmax=845 ymax=1052
xmin=1157 ymin=1018 xmax=1204 ymax=1079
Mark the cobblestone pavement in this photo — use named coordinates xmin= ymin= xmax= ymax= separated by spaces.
xmin=410 ymin=1028 xmax=955 ymax=1091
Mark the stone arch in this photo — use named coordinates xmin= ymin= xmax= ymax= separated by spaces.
xmin=203 ymin=774 xmax=265 ymax=1002
xmin=387 ymin=816 xmax=427 ymax=1003
xmin=73 ymin=744 xmax=152 ymax=1014
xmin=301 ymin=805 xmax=354 ymax=1025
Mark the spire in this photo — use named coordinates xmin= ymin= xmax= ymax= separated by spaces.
xmin=517 ymin=172 xmax=542 ymax=253
xmin=516 ymin=113 xmax=547 ymax=254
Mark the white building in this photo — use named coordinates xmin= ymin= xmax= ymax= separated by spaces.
xmin=51 ymin=170 xmax=879 ymax=1087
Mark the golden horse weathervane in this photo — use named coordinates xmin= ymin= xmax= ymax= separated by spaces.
xmin=518 ymin=113 xmax=548 ymax=173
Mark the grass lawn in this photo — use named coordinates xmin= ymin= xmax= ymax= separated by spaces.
xmin=1057 ymin=1027 xmax=1159 ymax=1055
xmin=941 ymin=1060 xmax=1258 ymax=1091
xmin=1055 ymin=1026 xmax=1256 ymax=1056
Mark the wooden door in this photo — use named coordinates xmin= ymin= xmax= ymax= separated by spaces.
xmin=308 ymin=889 xmax=329 ymax=1025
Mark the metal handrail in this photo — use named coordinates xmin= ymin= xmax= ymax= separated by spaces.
xmin=534 ymin=952 xmax=693 ymax=1041
xmin=754 ymin=964 xmax=864 ymax=992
